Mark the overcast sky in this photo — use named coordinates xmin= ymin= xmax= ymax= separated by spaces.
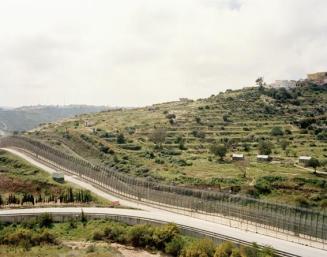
xmin=1 ymin=0 xmax=327 ymax=107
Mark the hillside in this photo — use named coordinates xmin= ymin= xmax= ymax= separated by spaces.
xmin=26 ymin=83 xmax=327 ymax=209
xmin=0 ymin=105 xmax=109 ymax=132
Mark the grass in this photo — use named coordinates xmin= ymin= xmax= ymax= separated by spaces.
xmin=25 ymin=84 xmax=327 ymax=209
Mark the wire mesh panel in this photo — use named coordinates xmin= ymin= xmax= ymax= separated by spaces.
xmin=1 ymin=135 xmax=326 ymax=243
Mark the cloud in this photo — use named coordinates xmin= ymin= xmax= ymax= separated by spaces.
xmin=0 ymin=0 xmax=326 ymax=107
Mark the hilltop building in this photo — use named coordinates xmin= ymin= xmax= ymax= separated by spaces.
xmin=268 ymin=80 xmax=297 ymax=89
xmin=307 ymin=72 xmax=327 ymax=85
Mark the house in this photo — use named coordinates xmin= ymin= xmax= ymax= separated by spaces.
xmin=52 ymin=172 xmax=64 ymax=183
xmin=307 ymin=72 xmax=327 ymax=85
xmin=232 ymin=153 xmax=244 ymax=161
xmin=268 ymin=80 xmax=297 ymax=89
xmin=257 ymin=155 xmax=271 ymax=162
xmin=299 ymin=156 xmax=312 ymax=166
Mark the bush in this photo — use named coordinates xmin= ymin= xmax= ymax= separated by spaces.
xmin=214 ymin=241 xmax=237 ymax=257
xmin=165 ymin=236 xmax=185 ymax=256
xmin=117 ymin=133 xmax=126 ymax=144
xmin=103 ymin=223 xmax=127 ymax=243
xmin=181 ymin=239 xmax=216 ymax=257
xmin=153 ymin=223 xmax=180 ymax=250
xmin=127 ymin=224 xmax=155 ymax=248
xmin=255 ymin=178 xmax=272 ymax=195
xmin=38 ymin=213 xmax=53 ymax=228
xmin=271 ymin=127 xmax=284 ymax=136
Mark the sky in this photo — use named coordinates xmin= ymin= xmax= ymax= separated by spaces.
xmin=0 ymin=0 xmax=327 ymax=107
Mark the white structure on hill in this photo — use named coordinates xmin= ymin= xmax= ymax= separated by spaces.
xmin=232 ymin=153 xmax=244 ymax=161
xmin=268 ymin=80 xmax=297 ymax=89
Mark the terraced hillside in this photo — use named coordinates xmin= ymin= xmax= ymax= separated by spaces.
xmin=26 ymin=83 xmax=327 ymax=209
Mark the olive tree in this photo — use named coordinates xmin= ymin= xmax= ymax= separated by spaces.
xmin=150 ymin=128 xmax=167 ymax=149
xmin=210 ymin=144 xmax=227 ymax=161
xmin=308 ymin=158 xmax=320 ymax=174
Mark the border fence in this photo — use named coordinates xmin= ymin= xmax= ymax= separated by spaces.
xmin=0 ymin=136 xmax=326 ymax=246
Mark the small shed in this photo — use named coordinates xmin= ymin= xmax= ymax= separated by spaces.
xmin=232 ymin=153 xmax=244 ymax=161
xmin=299 ymin=156 xmax=312 ymax=166
xmin=257 ymin=155 xmax=271 ymax=162
xmin=52 ymin=172 xmax=64 ymax=183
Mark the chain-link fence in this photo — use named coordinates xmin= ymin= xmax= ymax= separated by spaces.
xmin=1 ymin=135 xmax=326 ymax=244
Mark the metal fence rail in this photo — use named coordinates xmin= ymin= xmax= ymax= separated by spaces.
xmin=0 ymin=136 xmax=326 ymax=244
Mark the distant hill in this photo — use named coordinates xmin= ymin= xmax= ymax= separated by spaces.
xmin=0 ymin=105 xmax=109 ymax=132
xmin=27 ymin=83 xmax=327 ymax=209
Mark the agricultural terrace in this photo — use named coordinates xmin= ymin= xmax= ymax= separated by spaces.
xmin=27 ymin=84 xmax=327 ymax=210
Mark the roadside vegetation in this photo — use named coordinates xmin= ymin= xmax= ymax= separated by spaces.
xmin=26 ymin=83 xmax=327 ymax=209
xmin=0 ymin=150 xmax=111 ymax=208
xmin=0 ymin=215 xmax=276 ymax=257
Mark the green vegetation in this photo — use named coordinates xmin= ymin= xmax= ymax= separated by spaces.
xmin=26 ymin=83 xmax=327 ymax=209
xmin=0 ymin=150 xmax=110 ymax=207
xmin=0 ymin=218 xmax=276 ymax=257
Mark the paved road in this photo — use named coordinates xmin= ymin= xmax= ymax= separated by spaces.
xmin=2 ymin=148 xmax=327 ymax=257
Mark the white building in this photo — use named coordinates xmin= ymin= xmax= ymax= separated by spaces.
xmin=232 ymin=153 xmax=244 ymax=161
xmin=299 ymin=156 xmax=312 ymax=165
xmin=257 ymin=155 xmax=271 ymax=162
xmin=268 ymin=80 xmax=297 ymax=89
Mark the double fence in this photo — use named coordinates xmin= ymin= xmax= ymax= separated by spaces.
xmin=0 ymin=136 xmax=326 ymax=245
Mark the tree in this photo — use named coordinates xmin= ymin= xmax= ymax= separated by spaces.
xmin=255 ymin=76 xmax=266 ymax=89
xmin=0 ymin=194 xmax=3 ymax=206
xmin=308 ymin=158 xmax=320 ymax=174
xmin=210 ymin=144 xmax=227 ymax=160
xmin=117 ymin=133 xmax=126 ymax=144
xmin=258 ymin=140 xmax=272 ymax=155
xmin=150 ymin=128 xmax=167 ymax=149
xmin=279 ymin=139 xmax=289 ymax=151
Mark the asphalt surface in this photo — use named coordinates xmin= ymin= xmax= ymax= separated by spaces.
xmin=1 ymin=148 xmax=327 ymax=257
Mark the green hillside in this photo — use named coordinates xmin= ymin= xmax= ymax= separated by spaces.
xmin=26 ymin=83 xmax=327 ymax=209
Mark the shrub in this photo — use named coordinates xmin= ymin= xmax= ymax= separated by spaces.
xmin=127 ymin=224 xmax=155 ymax=248
xmin=271 ymin=127 xmax=284 ymax=136
xmin=153 ymin=223 xmax=180 ymax=250
xmin=214 ymin=241 xmax=237 ymax=257
xmin=103 ymin=223 xmax=127 ymax=243
xmin=255 ymin=178 xmax=272 ymax=195
xmin=165 ymin=236 xmax=185 ymax=256
xmin=117 ymin=133 xmax=126 ymax=144
xmin=93 ymin=230 xmax=105 ymax=240
xmin=181 ymin=239 xmax=216 ymax=257
xmin=38 ymin=213 xmax=53 ymax=228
